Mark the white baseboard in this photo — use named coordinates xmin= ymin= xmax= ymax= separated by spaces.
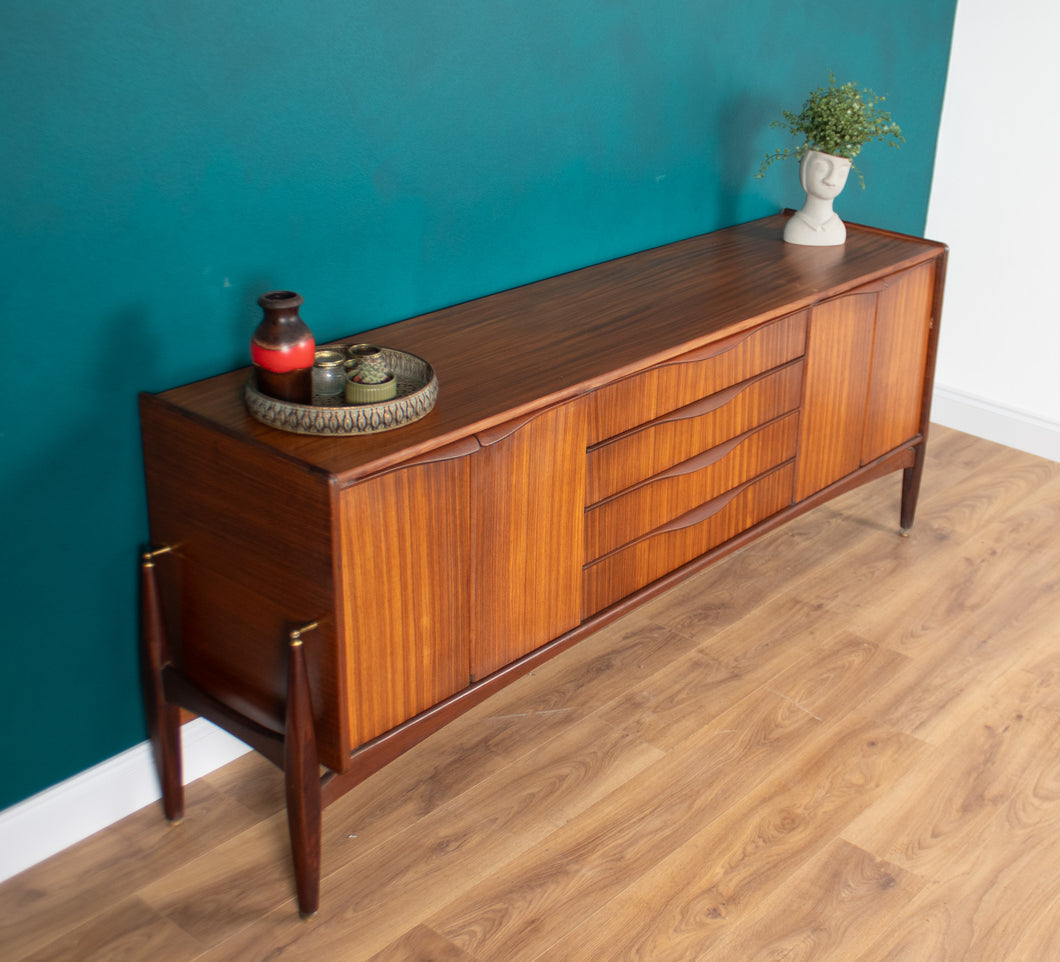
xmin=3 ymin=382 xmax=1055 ymax=885
xmin=0 ymin=720 xmax=250 ymax=884
xmin=931 ymin=384 xmax=1060 ymax=463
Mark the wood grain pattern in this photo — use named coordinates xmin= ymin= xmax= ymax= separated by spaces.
xmin=471 ymin=400 xmax=588 ymax=678
xmin=17 ymin=897 xmax=203 ymax=962
xmin=861 ymin=261 xmax=936 ymax=463
xmin=793 ymin=287 xmax=878 ymax=500
xmin=339 ymin=441 xmax=473 ymax=747
xmin=701 ymin=838 xmax=924 ymax=962
xmin=131 ymin=214 xmax=947 ymax=927
xmin=367 ymin=926 xmax=481 ymax=961
xmin=587 ymin=308 xmax=807 ymax=444
xmin=541 ymin=717 xmax=924 ymax=961
xmin=6 ymin=426 xmax=1060 ymax=961
xmin=139 ymin=394 xmax=349 ymax=767
xmin=583 ymin=461 xmax=795 ymax=616
xmin=429 ymin=688 xmax=842 ymax=960
xmin=146 ymin=217 xmax=940 ymax=485
xmin=0 ymin=774 xmax=268 ymax=960
xmin=795 ymin=262 xmax=935 ymax=503
xmin=190 ymin=717 xmax=664 ymax=960
xmin=585 ymin=411 xmax=799 ymax=561
xmin=586 ymin=359 xmax=803 ymax=503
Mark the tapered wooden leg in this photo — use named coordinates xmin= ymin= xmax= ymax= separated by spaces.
xmin=285 ymin=627 xmax=322 ymax=919
xmin=140 ymin=547 xmax=184 ymax=823
xmin=900 ymin=442 xmax=927 ymax=533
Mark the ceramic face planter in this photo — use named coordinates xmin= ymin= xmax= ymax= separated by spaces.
xmin=783 ymin=150 xmax=852 ymax=247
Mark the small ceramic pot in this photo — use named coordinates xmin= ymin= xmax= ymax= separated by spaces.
xmin=346 ymin=344 xmax=390 ymax=384
xmin=345 ymin=372 xmax=398 ymax=404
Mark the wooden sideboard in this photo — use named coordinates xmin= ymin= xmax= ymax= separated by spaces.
xmin=138 ymin=214 xmax=946 ymax=917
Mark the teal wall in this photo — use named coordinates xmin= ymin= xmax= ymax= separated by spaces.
xmin=0 ymin=1 xmax=956 ymax=811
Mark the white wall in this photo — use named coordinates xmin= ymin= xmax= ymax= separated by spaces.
xmin=925 ymin=0 xmax=1060 ymax=461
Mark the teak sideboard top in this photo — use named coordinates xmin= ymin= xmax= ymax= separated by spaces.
xmin=152 ymin=214 xmax=944 ymax=484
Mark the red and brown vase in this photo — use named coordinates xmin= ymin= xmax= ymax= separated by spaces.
xmin=250 ymin=290 xmax=315 ymax=403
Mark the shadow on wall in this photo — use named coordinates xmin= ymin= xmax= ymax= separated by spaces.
xmin=717 ymin=93 xmax=788 ymax=225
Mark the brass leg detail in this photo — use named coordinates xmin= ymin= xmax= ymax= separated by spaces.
xmin=285 ymin=624 xmax=322 ymax=920
xmin=140 ymin=546 xmax=184 ymax=823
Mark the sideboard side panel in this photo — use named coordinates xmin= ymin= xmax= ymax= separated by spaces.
xmin=139 ymin=396 xmax=348 ymax=767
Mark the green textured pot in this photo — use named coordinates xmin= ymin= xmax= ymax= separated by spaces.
xmin=345 ymin=373 xmax=398 ymax=404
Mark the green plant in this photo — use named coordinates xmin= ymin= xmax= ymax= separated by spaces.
xmin=756 ymin=72 xmax=903 ymax=189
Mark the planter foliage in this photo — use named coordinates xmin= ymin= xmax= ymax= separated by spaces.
xmin=757 ymin=72 xmax=903 ymax=188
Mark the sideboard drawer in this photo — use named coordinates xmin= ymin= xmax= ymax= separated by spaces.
xmin=583 ymin=461 xmax=795 ymax=617
xmin=586 ymin=359 xmax=803 ymax=505
xmin=585 ymin=411 xmax=799 ymax=563
xmin=588 ymin=309 xmax=806 ymax=445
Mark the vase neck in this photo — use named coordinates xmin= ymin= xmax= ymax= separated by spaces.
xmin=258 ymin=290 xmax=304 ymax=317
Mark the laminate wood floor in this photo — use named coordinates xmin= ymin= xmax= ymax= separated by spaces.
xmin=3 ymin=425 xmax=1059 ymax=961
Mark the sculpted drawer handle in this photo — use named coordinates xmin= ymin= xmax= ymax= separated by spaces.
xmin=587 ymin=431 xmax=748 ymax=512
xmin=401 ymin=435 xmax=482 ymax=465
xmin=643 ymin=410 xmax=797 ymax=486
xmin=652 ymin=479 xmax=747 ymax=534
xmin=343 ymin=435 xmax=481 ymax=486
xmin=624 ymin=307 xmax=805 ymax=368
xmin=589 ymin=359 xmax=801 ymax=455
xmin=586 ymin=476 xmax=751 ymax=567
xmin=662 ymin=358 xmax=801 ymax=427
xmin=651 ymin=431 xmax=745 ymax=481
xmin=650 ymin=359 xmax=802 ymax=427
xmin=648 ymin=459 xmax=792 ymax=536
xmin=475 ymin=404 xmax=567 ymax=447
xmin=587 ymin=379 xmax=747 ymax=456
xmin=669 ymin=324 xmax=761 ymax=364
xmin=656 ymin=378 xmax=748 ymax=423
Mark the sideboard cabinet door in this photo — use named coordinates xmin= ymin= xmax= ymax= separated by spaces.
xmin=795 ymin=261 xmax=936 ymax=502
xmin=471 ymin=399 xmax=588 ymax=680
xmin=338 ymin=438 xmax=478 ymax=748
xmin=860 ymin=261 xmax=936 ymax=463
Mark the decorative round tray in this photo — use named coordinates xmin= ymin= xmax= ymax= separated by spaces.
xmin=245 ymin=348 xmax=438 ymax=436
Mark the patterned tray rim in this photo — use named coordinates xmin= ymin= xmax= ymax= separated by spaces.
xmin=244 ymin=347 xmax=438 ymax=436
